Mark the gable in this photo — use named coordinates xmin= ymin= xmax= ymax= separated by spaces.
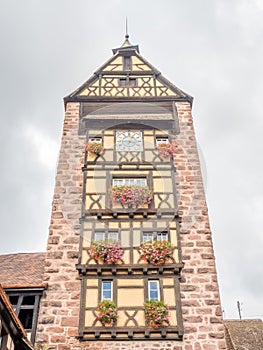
xmin=65 ymin=45 xmax=192 ymax=103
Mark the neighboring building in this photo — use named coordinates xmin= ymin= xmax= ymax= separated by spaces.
xmin=33 ymin=35 xmax=227 ymax=349
xmin=0 ymin=253 xmax=46 ymax=344
xmin=0 ymin=284 xmax=34 ymax=350
xmin=225 ymin=319 xmax=263 ymax=350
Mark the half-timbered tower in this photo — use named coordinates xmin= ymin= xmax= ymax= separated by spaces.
xmin=36 ymin=36 xmax=227 ymax=349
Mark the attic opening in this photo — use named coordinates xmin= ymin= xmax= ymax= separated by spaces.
xmin=119 ymin=78 xmax=137 ymax=88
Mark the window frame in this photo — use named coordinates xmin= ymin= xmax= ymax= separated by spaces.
xmin=5 ymin=289 xmax=43 ymax=344
xmin=101 ymin=281 xmax=113 ymax=301
xmin=148 ymin=280 xmax=160 ymax=301
xmin=112 ymin=178 xmax=147 ymax=187
xmin=93 ymin=229 xmax=120 ymax=243
xmin=119 ymin=77 xmax=137 ymax=88
xmin=141 ymin=230 xmax=169 ymax=243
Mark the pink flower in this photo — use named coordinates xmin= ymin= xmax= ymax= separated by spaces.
xmin=157 ymin=142 xmax=177 ymax=159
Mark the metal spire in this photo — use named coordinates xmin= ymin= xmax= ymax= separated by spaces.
xmin=121 ymin=17 xmax=131 ymax=47
xmin=125 ymin=16 xmax=129 ymax=39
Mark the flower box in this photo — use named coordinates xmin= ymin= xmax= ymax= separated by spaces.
xmin=144 ymin=300 xmax=169 ymax=329
xmin=139 ymin=240 xmax=174 ymax=265
xmin=157 ymin=142 xmax=176 ymax=159
xmin=86 ymin=142 xmax=104 ymax=156
xmin=96 ymin=300 xmax=118 ymax=326
xmin=111 ymin=185 xmax=153 ymax=208
xmin=88 ymin=241 xmax=124 ymax=264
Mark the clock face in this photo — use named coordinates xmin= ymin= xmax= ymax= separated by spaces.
xmin=116 ymin=131 xmax=143 ymax=152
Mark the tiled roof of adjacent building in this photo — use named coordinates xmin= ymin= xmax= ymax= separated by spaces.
xmin=225 ymin=319 xmax=263 ymax=350
xmin=0 ymin=252 xmax=46 ymax=288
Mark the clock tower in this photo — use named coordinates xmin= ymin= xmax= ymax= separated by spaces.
xmin=36 ymin=36 xmax=227 ymax=349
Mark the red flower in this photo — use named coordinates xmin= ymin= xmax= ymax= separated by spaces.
xmin=86 ymin=142 xmax=104 ymax=156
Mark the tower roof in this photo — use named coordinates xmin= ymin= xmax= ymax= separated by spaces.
xmin=64 ymin=36 xmax=193 ymax=105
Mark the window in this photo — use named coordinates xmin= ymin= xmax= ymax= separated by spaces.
xmin=89 ymin=137 xmax=102 ymax=143
xmin=123 ymin=56 xmax=132 ymax=71
xmin=6 ymin=290 xmax=43 ymax=344
xmin=119 ymin=78 xmax=137 ymax=87
xmin=148 ymin=280 xmax=160 ymax=301
xmin=94 ymin=232 xmax=105 ymax=241
xmin=108 ymin=232 xmax=119 ymax=241
xmin=156 ymin=137 xmax=169 ymax=145
xmin=142 ymin=232 xmax=153 ymax=242
xmin=157 ymin=232 xmax=168 ymax=241
xmin=102 ymin=281 xmax=113 ymax=301
xmin=113 ymin=178 xmax=147 ymax=187
xmin=142 ymin=231 xmax=168 ymax=243
xmin=94 ymin=231 xmax=119 ymax=242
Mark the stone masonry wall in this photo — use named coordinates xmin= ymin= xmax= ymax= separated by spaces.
xmin=36 ymin=101 xmax=227 ymax=350
xmin=36 ymin=102 xmax=84 ymax=347
xmin=174 ymin=102 xmax=227 ymax=349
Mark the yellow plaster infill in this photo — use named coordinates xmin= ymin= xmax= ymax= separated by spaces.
xmin=86 ymin=279 xmax=98 ymax=287
xmin=163 ymin=288 xmax=175 ymax=305
xmin=118 ymin=279 xmax=143 ymax=287
xmin=162 ymin=278 xmax=175 ymax=286
xmin=86 ymin=289 xmax=98 ymax=307
xmin=81 ymin=250 xmax=89 ymax=264
xmin=85 ymin=311 xmax=96 ymax=327
xmin=118 ymin=289 xmax=144 ymax=307
xmin=103 ymin=57 xmax=123 ymax=71
xmin=156 ymin=88 xmax=175 ymax=96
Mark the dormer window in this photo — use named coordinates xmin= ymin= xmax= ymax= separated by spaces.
xmin=123 ymin=56 xmax=132 ymax=71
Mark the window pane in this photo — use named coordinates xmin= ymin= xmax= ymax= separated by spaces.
xmin=108 ymin=232 xmax=118 ymax=241
xmin=113 ymin=179 xmax=123 ymax=186
xmin=95 ymin=233 xmax=105 ymax=241
xmin=22 ymin=296 xmax=35 ymax=305
xmin=119 ymin=78 xmax=127 ymax=87
xmin=102 ymin=281 xmax=112 ymax=300
xmin=113 ymin=178 xmax=147 ymax=187
xmin=149 ymin=281 xmax=159 ymax=301
xmin=8 ymin=295 xmax=19 ymax=305
xmin=143 ymin=233 xmax=153 ymax=242
xmin=19 ymin=309 xmax=33 ymax=330
xmin=157 ymin=232 xmax=168 ymax=241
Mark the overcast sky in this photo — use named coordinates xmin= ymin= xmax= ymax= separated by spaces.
xmin=0 ymin=0 xmax=262 ymax=321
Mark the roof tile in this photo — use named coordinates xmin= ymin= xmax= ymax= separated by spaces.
xmin=225 ymin=319 xmax=263 ymax=350
xmin=0 ymin=252 xmax=45 ymax=287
